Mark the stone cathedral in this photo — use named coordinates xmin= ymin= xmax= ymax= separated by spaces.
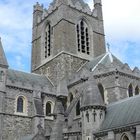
xmin=0 ymin=0 xmax=140 ymax=140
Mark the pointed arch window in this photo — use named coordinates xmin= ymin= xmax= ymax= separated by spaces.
xmin=128 ymin=84 xmax=133 ymax=97
xmin=17 ymin=96 xmax=24 ymax=113
xmin=76 ymin=19 xmax=90 ymax=55
xmin=45 ymin=23 xmax=51 ymax=58
xmin=16 ymin=96 xmax=27 ymax=114
xmin=121 ymin=134 xmax=129 ymax=140
xmin=46 ymin=102 xmax=52 ymax=116
xmin=135 ymin=86 xmax=139 ymax=95
xmin=76 ymin=100 xmax=80 ymax=116
xmin=98 ymin=83 xmax=104 ymax=101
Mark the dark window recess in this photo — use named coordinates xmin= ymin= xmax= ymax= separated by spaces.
xmin=45 ymin=23 xmax=51 ymax=58
xmin=76 ymin=100 xmax=80 ymax=116
xmin=93 ymin=110 xmax=97 ymax=122
xmin=46 ymin=102 xmax=51 ymax=116
xmin=128 ymin=84 xmax=133 ymax=97
xmin=17 ymin=97 xmax=24 ymax=113
xmin=76 ymin=20 xmax=90 ymax=55
xmin=135 ymin=86 xmax=139 ymax=95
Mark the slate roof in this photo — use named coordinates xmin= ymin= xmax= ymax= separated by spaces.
xmin=81 ymin=80 xmax=104 ymax=107
xmin=7 ymin=69 xmax=54 ymax=88
xmin=20 ymin=135 xmax=34 ymax=140
xmin=100 ymin=95 xmax=140 ymax=131
xmin=85 ymin=52 xmax=124 ymax=71
xmin=0 ymin=38 xmax=8 ymax=68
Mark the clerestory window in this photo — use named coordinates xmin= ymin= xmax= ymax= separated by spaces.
xmin=46 ymin=102 xmax=52 ymax=116
xmin=17 ymin=96 xmax=24 ymax=113
xmin=16 ymin=96 xmax=27 ymax=115
xmin=76 ymin=19 xmax=90 ymax=55
xmin=45 ymin=23 xmax=51 ymax=58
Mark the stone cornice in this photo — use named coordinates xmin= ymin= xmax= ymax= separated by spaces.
xmin=0 ymin=112 xmax=32 ymax=119
xmin=42 ymin=92 xmax=56 ymax=98
xmin=63 ymin=131 xmax=81 ymax=136
xmin=94 ymin=70 xmax=140 ymax=80
xmin=94 ymin=123 xmax=138 ymax=137
xmin=6 ymin=85 xmax=33 ymax=93
xmin=80 ymin=105 xmax=106 ymax=111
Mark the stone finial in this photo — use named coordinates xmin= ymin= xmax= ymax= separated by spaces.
xmin=94 ymin=0 xmax=102 ymax=5
xmin=33 ymin=2 xmax=43 ymax=12
xmin=133 ymin=67 xmax=140 ymax=74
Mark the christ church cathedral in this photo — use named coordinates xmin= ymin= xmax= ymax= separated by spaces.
xmin=0 ymin=0 xmax=140 ymax=140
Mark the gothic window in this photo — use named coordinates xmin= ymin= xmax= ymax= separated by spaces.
xmin=46 ymin=102 xmax=52 ymax=116
xmin=128 ymin=84 xmax=133 ymax=97
xmin=16 ymin=96 xmax=27 ymax=114
xmin=98 ymin=83 xmax=104 ymax=101
xmin=17 ymin=96 xmax=24 ymax=112
xmin=121 ymin=134 xmax=129 ymax=140
xmin=76 ymin=19 xmax=90 ymax=55
xmin=45 ymin=23 xmax=51 ymax=58
xmin=135 ymin=86 xmax=139 ymax=95
xmin=76 ymin=100 xmax=80 ymax=116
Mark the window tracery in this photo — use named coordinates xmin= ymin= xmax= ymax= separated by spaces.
xmin=16 ymin=96 xmax=27 ymax=115
xmin=45 ymin=23 xmax=51 ymax=58
xmin=76 ymin=19 xmax=90 ymax=55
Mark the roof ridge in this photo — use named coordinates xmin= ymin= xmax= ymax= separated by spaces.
xmin=108 ymin=95 xmax=140 ymax=107
xmin=92 ymin=52 xmax=108 ymax=71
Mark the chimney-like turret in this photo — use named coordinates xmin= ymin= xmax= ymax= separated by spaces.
xmin=93 ymin=0 xmax=103 ymax=20
xmin=33 ymin=2 xmax=43 ymax=27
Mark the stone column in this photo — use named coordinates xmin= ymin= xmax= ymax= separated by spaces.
xmin=136 ymin=125 xmax=140 ymax=140
xmin=108 ymin=131 xmax=114 ymax=140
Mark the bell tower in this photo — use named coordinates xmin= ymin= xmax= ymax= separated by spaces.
xmin=31 ymin=0 xmax=106 ymax=86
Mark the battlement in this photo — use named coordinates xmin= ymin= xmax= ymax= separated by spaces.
xmin=33 ymin=2 xmax=43 ymax=12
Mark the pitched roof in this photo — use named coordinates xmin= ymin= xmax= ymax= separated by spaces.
xmin=0 ymin=38 xmax=8 ymax=68
xmin=100 ymin=95 xmax=140 ymax=131
xmin=85 ymin=52 xmax=124 ymax=71
xmin=20 ymin=135 xmax=34 ymax=140
xmin=81 ymin=80 xmax=104 ymax=107
xmin=7 ymin=69 xmax=54 ymax=88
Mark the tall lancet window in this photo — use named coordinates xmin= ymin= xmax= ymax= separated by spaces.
xmin=135 ymin=86 xmax=139 ymax=95
xmin=45 ymin=23 xmax=51 ymax=58
xmin=128 ymin=84 xmax=133 ymax=97
xmin=76 ymin=19 xmax=90 ymax=55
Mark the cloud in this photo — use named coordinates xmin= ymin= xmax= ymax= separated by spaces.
xmin=0 ymin=0 xmax=139 ymax=72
